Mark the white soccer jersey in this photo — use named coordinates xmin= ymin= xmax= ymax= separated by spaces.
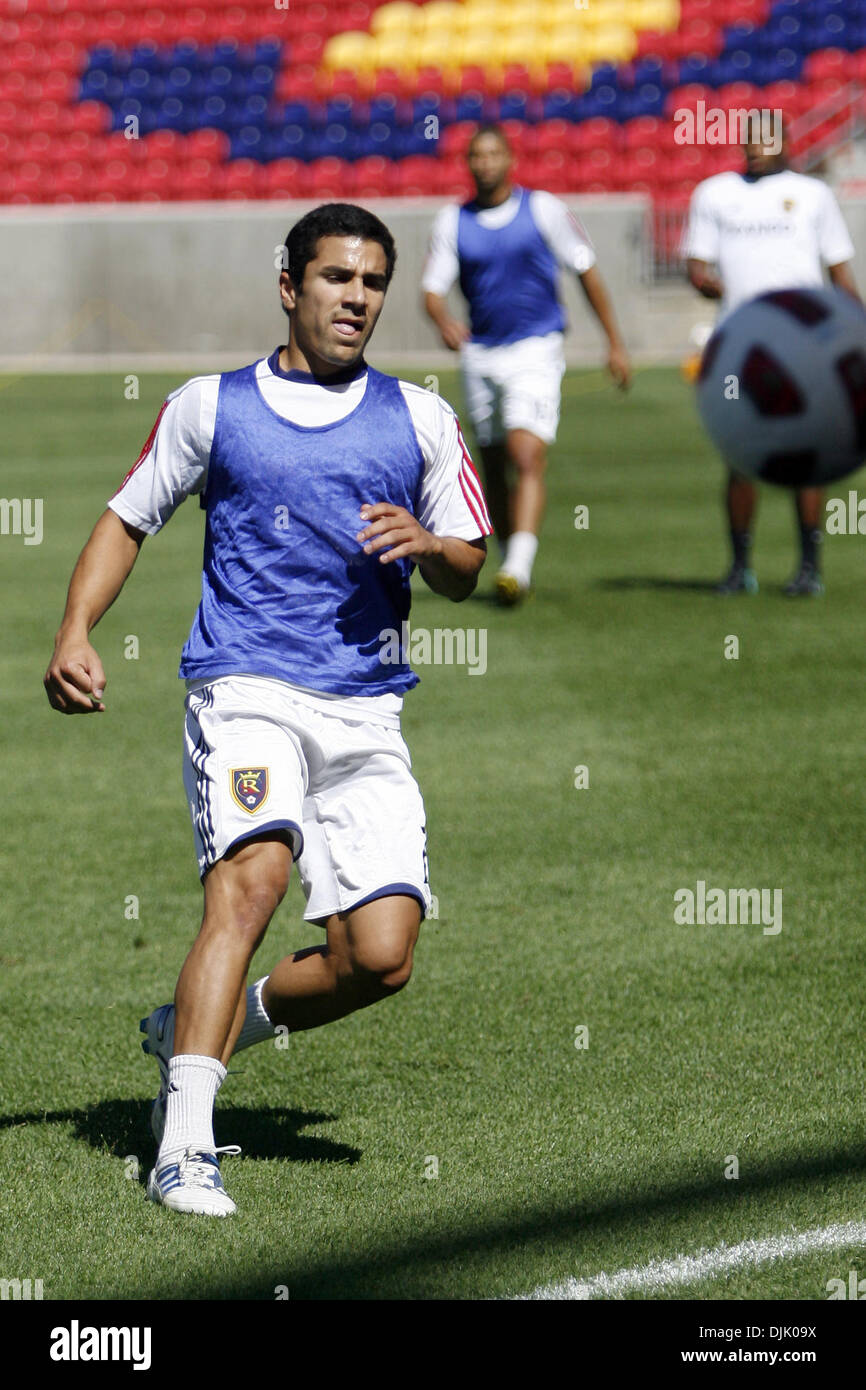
xmin=109 ymin=354 xmax=491 ymax=542
xmin=421 ymin=188 xmax=597 ymax=296
xmin=683 ymin=169 xmax=856 ymax=319
xmin=108 ymin=352 xmax=492 ymax=723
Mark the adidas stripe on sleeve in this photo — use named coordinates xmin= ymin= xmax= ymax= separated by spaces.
xmin=401 ymin=382 xmax=493 ymax=541
xmin=107 ymin=375 xmax=218 ymax=535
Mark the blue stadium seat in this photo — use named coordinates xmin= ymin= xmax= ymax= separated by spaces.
xmin=369 ymin=95 xmax=400 ymax=126
xmin=679 ymin=54 xmax=712 ymax=85
xmin=231 ymin=126 xmax=265 ymax=159
xmin=455 ymin=92 xmax=487 ymax=123
xmin=499 ymin=90 xmax=530 ymax=122
xmin=281 ymin=102 xmax=312 ymax=128
xmin=543 ymin=89 xmax=580 ymax=121
xmin=723 ymin=24 xmax=763 ymax=53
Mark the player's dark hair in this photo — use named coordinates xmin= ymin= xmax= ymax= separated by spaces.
xmin=283 ymin=203 xmax=397 ymax=293
xmin=469 ymin=122 xmax=511 ymax=153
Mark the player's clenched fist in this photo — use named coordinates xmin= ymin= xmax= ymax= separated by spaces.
xmin=356 ymin=503 xmax=442 ymax=564
xmin=44 ymin=636 xmax=106 ymax=713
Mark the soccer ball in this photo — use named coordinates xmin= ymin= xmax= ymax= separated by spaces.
xmin=696 ymin=286 xmax=866 ymax=486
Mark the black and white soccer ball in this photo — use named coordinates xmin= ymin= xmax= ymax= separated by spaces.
xmin=696 ymin=286 xmax=866 ymax=486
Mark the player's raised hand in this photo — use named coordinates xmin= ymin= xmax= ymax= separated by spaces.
xmin=357 ymin=503 xmax=440 ymax=564
xmin=44 ymin=635 xmax=107 ymax=713
xmin=608 ymin=343 xmax=632 ymax=391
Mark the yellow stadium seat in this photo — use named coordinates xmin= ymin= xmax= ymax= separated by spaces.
xmin=414 ymin=32 xmax=457 ymax=69
xmin=323 ymin=31 xmax=377 ymax=73
xmin=462 ymin=3 xmax=511 ymax=41
xmin=500 ymin=2 xmax=549 ymax=31
xmin=419 ymin=1 xmax=468 ymax=34
xmin=627 ymin=0 xmax=680 ymax=32
xmin=372 ymin=33 xmax=422 ymax=71
xmin=541 ymin=28 xmax=590 ymax=66
xmin=457 ymin=31 xmax=500 ymax=69
xmin=584 ymin=24 xmax=638 ymax=62
xmin=369 ymin=2 xmax=419 ymax=38
xmin=495 ymin=28 xmax=548 ymax=67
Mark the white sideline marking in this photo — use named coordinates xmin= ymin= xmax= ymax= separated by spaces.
xmin=514 ymin=1221 xmax=866 ymax=1300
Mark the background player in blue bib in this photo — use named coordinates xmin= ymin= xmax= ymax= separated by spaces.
xmin=423 ymin=123 xmax=631 ymax=605
xmin=45 ymin=203 xmax=492 ymax=1217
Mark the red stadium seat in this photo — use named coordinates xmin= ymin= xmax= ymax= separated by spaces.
xmin=568 ymin=117 xmax=619 ymax=154
xmin=184 ymin=128 xmax=231 ymax=162
xmin=803 ymin=50 xmax=851 ymax=86
xmin=536 ymin=119 xmax=570 ymax=155
xmin=262 ymin=158 xmax=312 ymax=200
xmin=622 ymin=116 xmax=663 ymax=150
xmin=440 ymin=121 xmax=477 ymax=156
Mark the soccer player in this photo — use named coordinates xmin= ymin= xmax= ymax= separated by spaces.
xmin=44 ymin=203 xmax=492 ymax=1217
xmin=422 ymin=123 xmax=631 ymax=605
xmin=685 ymin=118 xmax=860 ymax=596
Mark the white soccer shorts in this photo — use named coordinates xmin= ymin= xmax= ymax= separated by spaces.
xmin=182 ymin=675 xmax=432 ymax=922
xmin=460 ymin=331 xmax=566 ymax=447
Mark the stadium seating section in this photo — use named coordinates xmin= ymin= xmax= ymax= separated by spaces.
xmin=0 ymin=0 xmax=864 ymax=212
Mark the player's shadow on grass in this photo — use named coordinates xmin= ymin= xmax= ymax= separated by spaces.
xmin=0 ymin=1099 xmax=361 ymax=1170
xmin=201 ymin=1140 xmax=866 ymax=1299
xmin=597 ymin=576 xmax=721 ymax=594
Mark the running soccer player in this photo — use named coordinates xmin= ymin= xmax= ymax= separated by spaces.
xmin=684 ymin=118 xmax=860 ymax=596
xmin=422 ymin=122 xmax=631 ymax=606
xmin=44 ymin=203 xmax=492 ymax=1217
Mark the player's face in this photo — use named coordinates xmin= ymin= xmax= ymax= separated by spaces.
xmin=281 ymin=235 xmax=389 ymax=372
xmin=744 ymin=134 xmax=785 ymax=176
xmin=467 ymin=134 xmax=512 ymax=195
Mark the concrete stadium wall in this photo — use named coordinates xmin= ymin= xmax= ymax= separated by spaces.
xmin=1 ymin=194 xmax=865 ymax=372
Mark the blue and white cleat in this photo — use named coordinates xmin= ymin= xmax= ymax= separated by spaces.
xmin=139 ymin=1003 xmax=174 ymax=1144
xmin=146 ymin=1145 xmax=241 ymax=1217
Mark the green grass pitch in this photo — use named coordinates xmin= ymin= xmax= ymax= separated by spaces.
xmin=1 ymin=364 xmax=865 ymax=1301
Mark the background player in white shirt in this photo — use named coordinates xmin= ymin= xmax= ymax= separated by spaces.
xmin=685 ymin=121 xmax=860 ymax=595
xmin=422 ymin=123 xmax=630 ymax=605
xmin=44 ymin=203 xmax=491 ymax=1217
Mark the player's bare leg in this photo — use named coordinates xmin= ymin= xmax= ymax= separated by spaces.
xmin=717 ymin=469 xmax=759 ymax=594
xmin=259 ymin=893 xmax=421 ymax=1032
xmin=174 ymin=835 xmax=293 ymax=1060
xmin=785 ymin=487 xmax=824 ymax=596
xmin=144 ymin=834 xmax=292 ymax=1216
xmin=495 ymin=427 xmax=547 ymax=604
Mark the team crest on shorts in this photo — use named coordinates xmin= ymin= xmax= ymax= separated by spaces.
xmin=231 ymin=768 xmax=269 ymax=813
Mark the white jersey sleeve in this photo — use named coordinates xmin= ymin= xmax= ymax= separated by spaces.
xmin=107 ymin=375 xmax=219 ymax=535
xmin=817 ymin=182 xmax=856 ymax=266
xmin=420 ymin=204 xmax=461 ymax=296
xmin=399 ymin=381 xmax=493 ymax=540
xmin=683 ymin=177 xmax=721 ymax=262
xmin=530 ymin=190 xmax=597 ymax=273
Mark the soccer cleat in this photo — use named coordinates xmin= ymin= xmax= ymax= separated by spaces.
xmin=146 ymin=1145 xmax=241 ymax=1217
xmin=494 ymin=570 xmax=529 ymax=606
xmin=715 ymin=564 xmax=758 ymax=595
xmin=783 ymin=564 xmax=824 ymax=597
xmin=140 ymin=1003 xmax=175 ymax=1144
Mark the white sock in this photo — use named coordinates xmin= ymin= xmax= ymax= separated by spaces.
xmin=158 ymin=1054 xmax=225 ymax=1165
xmin=502 ymin=531 xmax=538 ymax=587
xmin=234 ymin=976 xmax=278 ymax=1052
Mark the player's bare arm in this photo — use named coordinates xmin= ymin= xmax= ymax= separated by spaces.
xmin=577 ymin=264 xmax=631 ymax=389
xmin=357 ymin=501 xmax=485 ymax=600
xmin=44 ymin=508 xmax=145 ymax=713
xmin=423 ymin=290 xmax=471 ymax=351
xmin=687 ymin=257 xmax=724 ymax=300
xmin=828 ymin=261 xmax=861 ymax=301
